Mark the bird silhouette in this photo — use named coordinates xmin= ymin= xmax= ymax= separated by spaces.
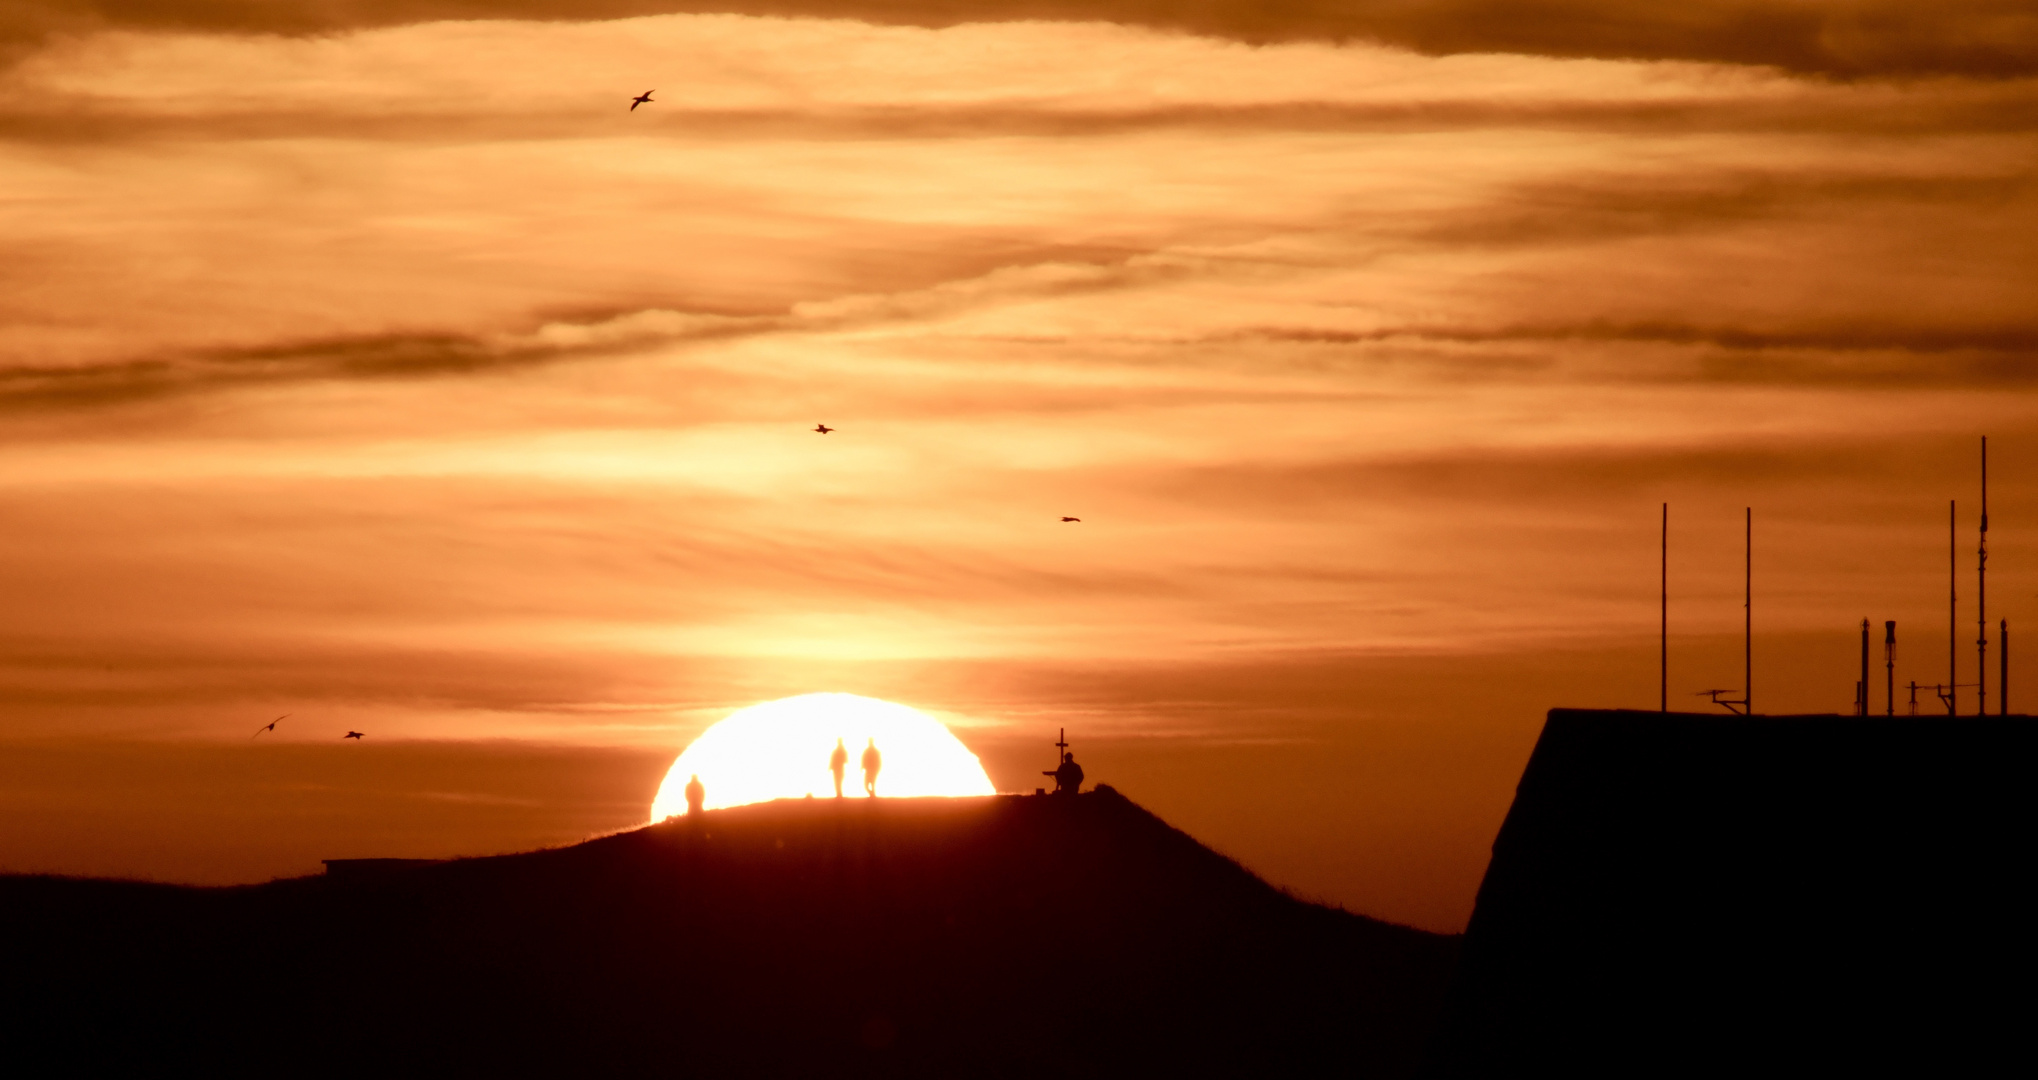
xmin=630 ymin=90 xmax=654 ymax=111
xmin=343 ymin=731 xmax=365 ymax=740
xmin=813 ymin=424 xmax=833 ymax=434
xmin=251 ymin=714 xmax=289 ymax=738
xmin=1061 ymin=516 xmax=1081 ymax=522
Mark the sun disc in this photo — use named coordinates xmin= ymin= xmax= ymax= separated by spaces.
xmin=651 ymin=693 xmax=995 ymax=818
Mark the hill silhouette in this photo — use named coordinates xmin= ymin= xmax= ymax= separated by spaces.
xmin=2 ymin=786 xmax=1457 ymax=1078
xmin=1427 ymin=709 xmax=2035 ymax=1076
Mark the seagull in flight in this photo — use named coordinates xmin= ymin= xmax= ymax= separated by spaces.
xmin=630 ymin=90 xmax=654 ymax=111
xmin=813 ymin=424 xmax=833 ymax=434
xmin=1061 ymin=516 xmax=1081 ymax=522
xmin=251 ymin=714 xmax=290 ymax=738
xmin=343 ymin=731 xmax=365 ymax=740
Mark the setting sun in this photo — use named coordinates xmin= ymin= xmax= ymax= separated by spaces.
xmin=650 ymin=693 xmax=996 ymax=816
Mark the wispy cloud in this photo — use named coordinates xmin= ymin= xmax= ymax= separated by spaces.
xmin=0 ymin=13 xmax=2030 ymax=748
xmin=7 ymin=0 xmax=2036 ymax=76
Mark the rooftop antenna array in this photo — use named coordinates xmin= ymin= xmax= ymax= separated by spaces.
xmin=1661 ymin=442 xmax=2008 ymax=720
xmin=1907 ymin=443 xmax=1996 ymax=717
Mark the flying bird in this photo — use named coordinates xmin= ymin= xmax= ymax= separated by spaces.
xmin=1061 ymin=516 xmax=1081 ymax=522
xmin=251 ymin=714 xmax=290 ymax=738
xmin=630 ymin=91 xmax=654 ymax=111
xmin=813 ymin=424 xmax=833 ymax=434
xmin=343 ymin=731 xmax=365 ymax=740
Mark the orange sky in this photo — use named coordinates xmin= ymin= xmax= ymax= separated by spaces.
xmin=2 ymin=1 xmax=2034 ymax=932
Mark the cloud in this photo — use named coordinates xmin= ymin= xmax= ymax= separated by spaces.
xmin=6 ymin=0 xmax=2037 ymax=77
xmin=11 ymin=93 xmax=2038 ymax=149
xmin=0 ymin=333 xmax=504 ymax=411
xmin=1228 ymin=320 xmax=2038 ymax=366
xmin=0 ymin=6 xmax=2031 ymax=737
xmin=0 ymin=252 xmax=1174 ymax=411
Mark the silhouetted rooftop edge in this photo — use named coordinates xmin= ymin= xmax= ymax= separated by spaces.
xmin=1427 ymin=707 xmax=2034 ymax=1076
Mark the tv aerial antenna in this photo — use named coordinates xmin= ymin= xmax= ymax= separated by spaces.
xmin=1661 ymin=505 xmax=1752 ymax=715
xmin=1701 ymin=507 xmax=1753 ymax=715
xmin=1696 ymin=689 xmax=1746 ymax=715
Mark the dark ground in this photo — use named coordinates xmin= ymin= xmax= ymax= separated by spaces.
xmin=1 ymin=786 xmax=1458 ymax=1078
xmin=1427 ymin=710 xmax=2035 ymax=1077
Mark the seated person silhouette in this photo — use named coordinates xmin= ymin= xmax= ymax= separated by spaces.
xmin=830 ymin=738 xmax=848 ymax=798
xmin=861 ymin=738 xmax=881 ymax=797
xmin=1044 ymin=752 xmax=1083 ymax=795
xmin=684 ymin=773 xmax=705 ymax=816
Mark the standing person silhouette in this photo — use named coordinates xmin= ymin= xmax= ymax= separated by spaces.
xmin=684 ymin=773 xmax=705 ymax=816
xmin=861 ymin=738 xmax=881 ymax=797
xmin=1045 ymin=752 xmax=1083 ymax=796
xmin=829 ymin=738 xmax=849 ymax=798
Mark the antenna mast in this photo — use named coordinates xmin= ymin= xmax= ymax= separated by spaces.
xmin=1661 ymin=503 xmax=1668 ymax=714
xmin=1978 ymin=436 xmax=1988 ymax=717
xmin=1700 ymin=508 xmax=1752 ymax=716
xmin=1949 ymin=499 xmax=1958 ymax=716
xmin=1885 ymin=621 xmax=1896 ymax=717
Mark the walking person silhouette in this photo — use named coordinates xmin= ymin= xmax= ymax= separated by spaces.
xmin=829 ymin=738 xmax=849 ymax=798
xmin=684 ymin=773 xmax=705 ymax=816
xmin=861 ymin=738 xmax=881 ymax=797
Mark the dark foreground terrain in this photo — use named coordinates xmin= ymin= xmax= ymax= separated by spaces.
xmin=1429 ymin=710 xmax=2036 ymax=1076
xmin=2 ymin=787 xmax=1457 ymax=1078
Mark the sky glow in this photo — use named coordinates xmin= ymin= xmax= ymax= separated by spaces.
xmin=1 ymin=1 xmax=2033 ymax=930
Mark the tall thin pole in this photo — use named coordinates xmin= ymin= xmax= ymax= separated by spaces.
xmin=1950 ymin=499 xmax=1958 ymax=716
xmin=1978 ymin=436 xmax=1988 ymax=717
xmin=1744 ymin=507 xmax=1752 ymax=716
xmin=1661 ymin=503 xmax=1668 ymax=715
xmin=2001 ymin=620 xmax=2009 ymax=716
xmin=1885 ymin=621 xmax=1896 ymax=717
xmin=1859 ymin=618 xmax=1870 ymax=717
